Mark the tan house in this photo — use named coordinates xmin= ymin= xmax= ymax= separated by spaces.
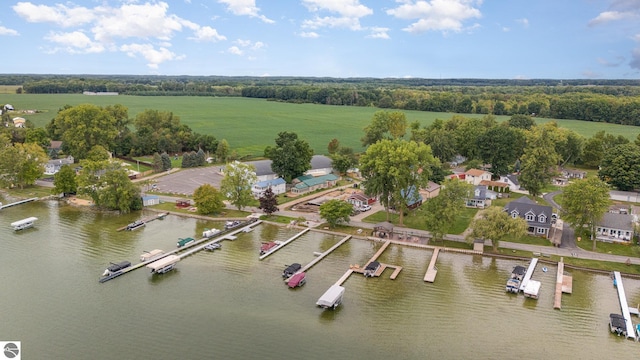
xmin=421 ymin=181 xmax=441 ymax=199
xmin=464 ymin=169 xmax=492 ymax=186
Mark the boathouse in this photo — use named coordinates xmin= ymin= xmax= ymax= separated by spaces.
xmin=142 ymin=195 xmax=160 ymax=207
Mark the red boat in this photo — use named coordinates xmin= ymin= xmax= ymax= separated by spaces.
xmin=260 ymin=241 xmax=278 ymax=255
xmin=287 ymin=272 xmax=306 ymax=288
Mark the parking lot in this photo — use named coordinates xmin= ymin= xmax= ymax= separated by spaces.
xmin=150 ymin=167 xmax=224 ymax=196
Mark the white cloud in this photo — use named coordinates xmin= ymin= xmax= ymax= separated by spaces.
xmin=502 ymin=26 xmax=510 ymax=32
xmin=92 ymin=2 xmax=184 ymax=42
xmin=634 ymin=33 xmax=640 ymax=42
xmin=589 ymin=1 xmax=640 ymax=26
xmin=302 ymin=0 xmax=373 ymax=18
xmin=190 ymin=26 xmax=227 ymax=42
xmin=13 ymin=2 xmax=95 ymax=27
xmin=302 ymin=16 xmax=363 ymax=30
xmin=218 ymin=0 xmax=274 ymax=23
xmin=516 ymin=18 xmax=529 ymax=28
xmin=227 ymin=46 xmax=243 ymax=55
xmin=299 ymin=31 xmax=320 ymax=38
xmin=45 ymin=31 xmax=104 ymax=53
xmin=589 ymin=11 xmax=634 ymax=26
xmin=120 ymin=43 xmax=184 ymax=69
xmin=387 ymin=0 xmax=482 ymax=34
xmin=0 ymin=26 xmax=19 ymax=36
xmin=367 ymin=27 xmax=390 ymax=39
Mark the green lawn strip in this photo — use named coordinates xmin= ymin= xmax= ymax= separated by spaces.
xmin=360 ymin=206 xmax=478 ymax=235
xmin=149 ymin=201 xmax=250 ymax=218
xmin=575 ymin=237 xmax=640 ymax=257
xmin=1 ymin=186 xmax=57 ymax=199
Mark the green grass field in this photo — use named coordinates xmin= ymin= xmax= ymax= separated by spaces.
xmin=2 ymin=94 xmax=639 ymax=156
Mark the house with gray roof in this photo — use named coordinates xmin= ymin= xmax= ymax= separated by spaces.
xmin=504 ymin=197 xmax=553 ymax=238
xmin=245 ymin=155 xmax=333 ymax=183
xmin=500 ymin=174 xmax=521 ymax=192
xmin=44 ymin=155 xmax=74 ymax=175
xmin=466 ymin=185 xmax=497 ymax=208
xmin=596 ymin=213 xmax=635 ymax=243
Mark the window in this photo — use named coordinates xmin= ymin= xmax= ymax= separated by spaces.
xmin=538 ymin=215 xmax=546 ymax=223
xmin=536 ymin=228 xmax=546 ymax=234
xmin=511 ymin=213 xmax=518 ymax=219
xmin=526 ymin=213 xmax=534 ymax=221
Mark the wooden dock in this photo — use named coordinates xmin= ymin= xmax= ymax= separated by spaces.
xmin=100 ymin=220 xmax=262 ymax=282
xmin=300 ymin=235 xmax=351 ymax=273
xmin=553 ymin=258 xmax=573 ymax=309
xmin=116 ymin=212 xmax=169 ymax=231
xmin=613 ymin=271 xmax=637 ymax=340
xmin=259 ymin=228 xmax=311 ymax=260
xmin=0 ymin=197 xmax=38 ymax=210
xmin=424 ymin=248 xmax=440 ymax=282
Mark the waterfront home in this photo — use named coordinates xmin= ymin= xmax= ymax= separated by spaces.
xmin=503 ymin=197 xmax=553 ymax=238
xmin=595 ymin=213 xmax=635 ymax=243
xmin=251 ymin=178 xmax=286 ymax=198
xmin=291 ymin=173 xmax=339 ymax=195
xmin=44 ymin=155 xmax=75 ymax=175
xmin=421 ymin=181 xmax=441 ymax=199
xmin=464 ymin=169 xmax=492 ymax=186
xmin=347 ymin=192 xmax=376 ymax=208
xmin=465 ymin=185 xmax=497 ymax=208
xmin=499 ymin=174 xmax=521 ymax=192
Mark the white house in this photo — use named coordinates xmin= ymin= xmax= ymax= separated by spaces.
xmin=596 ymin=213 xmax=635 ymax=243
xmin=464 ymin=169 xmax=492 ymax=186
xmin=499 ymin=174 xmax=521 ymax=192
xmin=142 ymin=195 xmax=160 ymax=206
xmin=44 ymin=156 xmax=75 ymax=175
xmin=252 ymin=178 xmax=286 ymax=198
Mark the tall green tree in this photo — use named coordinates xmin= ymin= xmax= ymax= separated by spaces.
xmin=52 ymin=164 xmax=77 ymax=196
xmin=519 ymin=126 xmax=560 ymax=197
xmin=216 ymin=139 xmax=230 ymax=163
xmin=507 ymin=114 xmax=535 ymax=130
xmin=319 ymin=199 xmax=353 ymax=228
xmin=561 ymin=177 xmax=611 ymax=251
xmin=0 ymin=141 xmax=48 ymax=189
xmin=220 ymin=161 xmax=258 ymax=211
xmin=268 ymin=132 xmax=313 ymax=183
xmin=330 ymin=146 xmax=357 ymax=175
xmin=47 ymin=104 xmax=127 ymax=159
xmin=477 ymin=125 xmax=525 ymax=176
xmin=77 ymin=162 xmax=141 ymax=213
xmin=466 ymin=206 xmax=528 ymax=251
xmin=193 ymin=184 xmax=225 ymax=215
xmin=359 ymin=139 xmax=439 ymax=225
xmin=424 ymin=179 xmax=473 ymax=242
xmin=152 ymin=152 xmax=163 ymax=172
xmin=361 ymin=110 xmax=408 ymax=147
xmin=598 ymin=143 xmax=640 ymax=191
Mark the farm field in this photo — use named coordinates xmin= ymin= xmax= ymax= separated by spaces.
xmin=1 ymin=94 xmax=639 ymax=156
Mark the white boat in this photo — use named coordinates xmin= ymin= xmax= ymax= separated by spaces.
xmin=140 ymin=249 xmax=164 ymax=262
xmin=101 ymin=261 xmax=132 ymax=277
xmin=126 ymin=220 xmax=145 ymax=231
xmin=225 ymin=220 xmax=241 ymax=230
xmin=523 ymin=280 xmax=541 ymax=299
xmin=11 ymin=217 xmax=38 ymax=231
xmin=364 ymin=261 xmax=381 ymax=277
xmin=204 ymin=243 xmax=222 ymax=251
xmin=146 ymin=255 xmax=180 ymax=274
xmin=506 ymin=265 xmax=526 ymax=293
xmin=316 ymin=284 xmax=345 ymax=309
xmin=202 ymin=228 xmax=221 ymax=238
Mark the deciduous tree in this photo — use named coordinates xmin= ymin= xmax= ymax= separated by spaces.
xmin=519 ymin=126 xmax=560 ymax=197
xmin=258 ymin=187 xmax=279 ymax=216
xmin=220 ymin=161 xmax=257 ymax=211
xmin=193 ymin=184 xmax=225 ymax=215
xmin=52 ymin=164 xmax=77 ymax=196
xmin=268 ymin=132 xmax=313 ymax=183
xmin=424 ymin=179 xmax=473 ymax=242
xmin=360 ymin=139 xmax=439 ymax=225
xmin=361 ymin=110 xmax=408 ymax=147
xmin=319 ymin=199 xmax=353 ymax=228
xmin=466 ymin=206 xmax=528 ymax=251
xmin=561 ymin=177 xmax=611 ymax=251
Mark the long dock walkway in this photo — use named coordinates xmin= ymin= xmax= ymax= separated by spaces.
xmin=424 ymin=248 xmax=440 ymax=282
xmin=519 ymin=257 xmax=539 ymax=292
xmin=116 ymin=212 xmax=169 ymax=231
xmin=335 ymin=240 xmax=392 ymax=286
xmin=613 ymin=271 xmax=636 ymax=340
xmin=553 ymin=258 xmax=573 ymax=310
xmin=100 ymin=220 xmax=262 ymax=282
xmin=259 ymin=228 xmax=311 ymax=260
xmin=0 ymin=197 xmax=38 ymax=210
xmin=300 ymin=235 xmax=351 ymax=273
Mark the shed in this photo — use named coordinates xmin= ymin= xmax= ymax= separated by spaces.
xmin=142 ymin=195 xmax=160 ymax=207
xmin=374 ymin=221 xmax=394 ymax=238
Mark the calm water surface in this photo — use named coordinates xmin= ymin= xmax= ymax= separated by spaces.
xmin=1 ymin=200 xmax=640 ymax=359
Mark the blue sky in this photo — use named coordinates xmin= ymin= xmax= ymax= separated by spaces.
xmin=0 ymin=0 xmax=639 ymax=79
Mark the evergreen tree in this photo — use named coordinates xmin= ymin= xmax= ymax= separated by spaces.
xmin=196 ymin=148 xmax=206 ymax=166
xmin=153 ymin=152 xmax=162 ymax=172
xmin=161 ymin=152 xmax=171 ymax=171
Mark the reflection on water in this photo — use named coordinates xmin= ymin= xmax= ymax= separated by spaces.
xmin=1 ymin=200 xmax=640 ymax=359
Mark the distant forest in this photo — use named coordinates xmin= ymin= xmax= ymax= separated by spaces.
xmin=2 ymin=74 xmax=640 ymax=126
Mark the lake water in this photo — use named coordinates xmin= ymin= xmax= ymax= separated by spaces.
xmin=2 ymin=200 xmax=640 ymax=359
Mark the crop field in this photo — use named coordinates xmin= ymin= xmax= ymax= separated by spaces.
xmin=1 ymin=94 xmax=639 ymax=156
xmin=0 ymin=85 xmax=21 ymax=94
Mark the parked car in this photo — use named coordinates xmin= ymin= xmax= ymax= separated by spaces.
xmin=359 ymin=205 xmax=372 ymax=212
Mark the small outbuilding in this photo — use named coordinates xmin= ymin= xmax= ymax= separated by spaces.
xmin=373 ymin=221 xmax=394 ymax=238
xmin=142 ymin=195 xmax=160 ymax=207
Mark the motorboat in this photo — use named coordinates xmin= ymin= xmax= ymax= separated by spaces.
xmin=282 ymin=263 xmax=302 ymax=278
xmin=204 ymin=243 xmax=222 ymax=251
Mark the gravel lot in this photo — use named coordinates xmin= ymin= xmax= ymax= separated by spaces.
xmin=151 ymin=167 xmax=224 ymax=196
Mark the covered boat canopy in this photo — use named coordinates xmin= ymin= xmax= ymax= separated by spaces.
xmin=316 ymin=284 xmax=345 ymax=308
xmin=140 ymin=249 xmax=164 ymax=262
xmin=146 ymin=255 xmax=180 ymax=272
xmin=11 ymin=217 xmax=38 ymax=229
xmin=511 ymin=265 xmax=527 ymax=278
xmin=523 ymin=279 xmax=541 ymax=298
xmin=287 ymin=272 xmax=306 ymax=288
xmin=107 ymin=261 xmax=131 ymax=272
xmin=365 ymin=261 xmax=380 ymax=271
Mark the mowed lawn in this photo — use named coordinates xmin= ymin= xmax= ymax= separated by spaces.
xmin=2 ymin=93 xmax=639 ymax=156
